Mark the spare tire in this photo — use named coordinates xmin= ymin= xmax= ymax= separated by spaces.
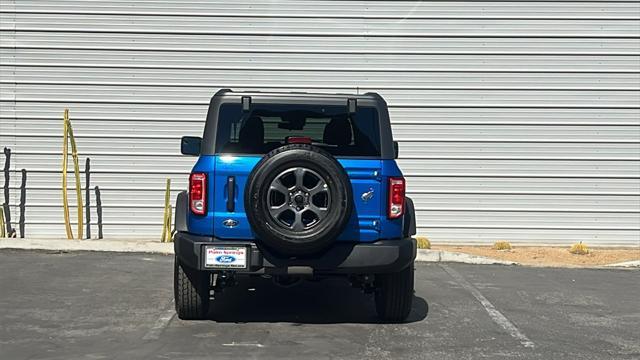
xmin=245 ymin=144 xmax=353 ymax=256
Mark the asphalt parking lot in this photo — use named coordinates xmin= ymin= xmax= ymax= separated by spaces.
xmin=0 ymin=250 xmax=638 ymax=360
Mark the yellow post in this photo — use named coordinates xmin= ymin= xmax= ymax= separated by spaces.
xmin=62 ymin=109 xmax=73 ymax=239
xmin=161 ymin=178 xmax=171 ymax=242
xmin=167 ymin=206 xmax=173 ymax=241
xmin=67 ymin=117 xmax=83 ymax=240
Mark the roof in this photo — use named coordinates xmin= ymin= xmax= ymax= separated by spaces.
xmin=211 ymin=88 xmax=385 ymax=102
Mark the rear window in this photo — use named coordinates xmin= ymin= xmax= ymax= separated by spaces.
xmin=215 ymin=103 xmax=381 ymax=157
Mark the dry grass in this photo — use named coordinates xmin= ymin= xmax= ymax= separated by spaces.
xmin=569 ymin=242 xmax=590 ymax=255
xmin=492 ymin=241 xmax=512 ymax=251
xmin=431 ymin=245 xmax=640 ymax=267
xmin=416 ymin=236 xmax=431 ymax=249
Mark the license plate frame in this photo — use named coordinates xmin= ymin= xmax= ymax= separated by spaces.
xmin=204 ymin=246 xmax=248 ymax=269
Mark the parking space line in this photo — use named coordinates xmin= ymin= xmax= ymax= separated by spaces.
xmin=440 ymin=264 xmax=535 ymax=348
xmin=222 ymin=342 xmax=265 ymax=348
xmin=142 ymin=299 xmax=176 ymax=341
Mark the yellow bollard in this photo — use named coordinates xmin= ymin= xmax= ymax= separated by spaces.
xmin=67 ymin=116 xmax=83 ymax=239
xmin=161 ymin=178 xmax=171 ymax=242
xmin=61 ymin=109 xmax=83 ymax=240
xmin=167 ymin=206 xmax=173 ymax=241
xmin=62 ymin=109 xmax=73 ymax=239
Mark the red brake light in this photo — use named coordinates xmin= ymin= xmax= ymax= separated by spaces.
xmin=189 ymin=172 xmax=206 ymax=215
xmin=388 ymin=177 xmax=405 ymax=219
xmin=286 ymin=136 xmax=312 ymax=144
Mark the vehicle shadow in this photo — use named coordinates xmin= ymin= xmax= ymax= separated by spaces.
xmin=207 ymin=275 xmax=428 ymax=324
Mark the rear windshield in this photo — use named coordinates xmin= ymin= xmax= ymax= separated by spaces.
xmin=215 ymin=103 xmax=381 ymax=156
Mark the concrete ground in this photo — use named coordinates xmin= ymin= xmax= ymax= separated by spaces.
xmin=0 ymin=250 xmax=638 ymax=360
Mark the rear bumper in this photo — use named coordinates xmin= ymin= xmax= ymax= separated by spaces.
xmin=173 ymin=232 xmax=416 ymax=275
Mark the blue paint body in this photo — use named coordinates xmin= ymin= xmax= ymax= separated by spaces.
xmin=187 ymin=155 xmax=404 ymax=242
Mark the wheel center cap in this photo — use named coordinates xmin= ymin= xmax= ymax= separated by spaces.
xmin=290 ymin=190 xmax=308 ymax=209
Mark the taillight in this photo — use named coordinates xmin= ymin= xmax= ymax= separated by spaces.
xmin=189 ymin=172 xmax=206 ymax=215
xmin=388 ymin=177 xmax=405 ymax=219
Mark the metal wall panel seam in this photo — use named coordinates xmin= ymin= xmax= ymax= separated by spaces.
xmin=2 ymin=27 xmax=639 ymax=39
xmin=3 ymin=7 xmax=640 ymax=20
xmin=5 ymin=62 xmax=640 ymax=73
xmin=2 ymin=99 xmax=638 ymax=109
xmin=0 ymin=45 xmax=636 ymax=56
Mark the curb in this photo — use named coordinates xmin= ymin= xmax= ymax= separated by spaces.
xmin=416 ymin=249 xmax=518 ymax=265
xmin=603 ymin=260 xmax=640 ymax=268
xmin=0 ymin=238 xmax=174 ymax=254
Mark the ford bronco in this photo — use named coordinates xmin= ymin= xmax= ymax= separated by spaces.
xmin=174 ymin=89 xmax=417 ymax=321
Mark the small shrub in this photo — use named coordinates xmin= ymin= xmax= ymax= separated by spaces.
xmin=569 ymin=242 xmax=590 ymax=255
xmin=493 ymin=241 xmax=512 ymax=251
xmin=416 ymin=236 xmax=431 ymax=249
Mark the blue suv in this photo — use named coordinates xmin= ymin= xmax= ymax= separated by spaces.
xmin=174 ymin=90 xmax=417 ymax=321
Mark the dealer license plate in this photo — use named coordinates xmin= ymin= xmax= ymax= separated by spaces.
xmin=204 ymin=246 xmax=248 ymax=269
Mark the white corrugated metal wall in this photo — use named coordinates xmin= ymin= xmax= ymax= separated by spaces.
xmin=1 ymin=1 xmax=639 ymax=244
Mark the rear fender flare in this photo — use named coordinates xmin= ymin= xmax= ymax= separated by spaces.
xmin=174 ymin=191 xmax=188 ymax=233
xmin=403 ymin=196 xmax=416 ymax=238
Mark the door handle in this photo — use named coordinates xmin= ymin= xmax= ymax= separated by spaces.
xmin=227 ymin=176 xmax=235 ymax=212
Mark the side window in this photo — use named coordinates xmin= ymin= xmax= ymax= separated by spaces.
xmin=351 ymin=107 xmax=381 ymax=156
xmin=215 ymin=103 xmax=242 ymax=150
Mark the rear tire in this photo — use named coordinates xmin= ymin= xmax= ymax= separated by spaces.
xmin=174 ymin=256 xmax=209 ymax=320
xmin=374 ymin=264 xmax=414 ymax=322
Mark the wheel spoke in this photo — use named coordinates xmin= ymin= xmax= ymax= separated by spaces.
xmin=294 ymin=168 xmax=306 ymax=189
xmin=291 ymin=211 xmax=305 ymax=231
xmin=308 ymin=205 xmax=328 ymax=221
xmin=309 ymin=179 xmax=328 ymax=196
xmin=268 ymin=203 xmax=288 ymax=218
xmin=269 ymin=179 xmax=289 ymax=195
